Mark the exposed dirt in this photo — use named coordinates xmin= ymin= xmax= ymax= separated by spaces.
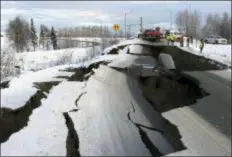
xmin=139 ymin=73 xmax=209 ymax=113
xmin=160 ymin=46 xmax=229 ymax=71
xmin=63 ymin=112 xmax=81 ymax=157
xmin=58 ymin=61 xmax=109 ymax=81
xmin=0 ymin=81 xmax=60 ymax=143
xmin=136 ymin=71 xmax=209 ymax=154
xmin=106 ymin=45 xmax=128 ymax=55
xmin=0 ymin=80 xmax=10 ymax=89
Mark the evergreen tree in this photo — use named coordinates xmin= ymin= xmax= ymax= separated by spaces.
xmin=39 ymin=25 xmax=45 ymax=49
xmin=50 ymin=26 xmax=57 ymax=50
xmin=30 ymin=18 xmax=38 ymax=51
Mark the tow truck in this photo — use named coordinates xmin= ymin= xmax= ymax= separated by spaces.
xmin=138 ymin=27 xmax=163 ymax=42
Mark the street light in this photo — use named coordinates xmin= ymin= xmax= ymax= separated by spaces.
xmin=125 ymin=11 xmax=131 ymax=38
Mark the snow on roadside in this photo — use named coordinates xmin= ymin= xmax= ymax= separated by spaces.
xmin=1 ymin=66 xmax=72 ymax=110
xmin=1 ymin=81 xmax=85 ymax=156
xmin=179 ymin=37 xmax=231 ymax=66
xmin=1 ymin=86 xmax=37 ymax=110
xmin=59 ymin=37 xmax=125 ymax=43
xmin=14 ymin=46 xmax=98 ymax=72
xmin=1 ymin=54 xmax=117 ymax=110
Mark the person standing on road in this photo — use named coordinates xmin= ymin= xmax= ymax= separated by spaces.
xmin=187 ymin=37 xmax=190 ymax=47
xmin=171 ymin=35 xmax=175 ymax=45
xmin=199 ymin=39 xmax=204 ymax=53
xmin=165 ymin=30 xmax=170 ymax=45
xmin=190 ymin=36 xmax=193 ymax=44
xmin=180 ymin=35 xmax=184 ymax=47
xmin=167 ymin=35 xmax=171 ymax=45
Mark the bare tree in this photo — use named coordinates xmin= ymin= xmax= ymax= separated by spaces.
xmin=39 ymin=24 xmax=45 ymax=49
xmin=202 ymin=12 xmax=231 ymax=41
xmin=6 ymin=15 xmax=30 ymax=52
xmin=57 ymin=25 xmax=114 ymax=38
xmin=175 ymin=9 xmax=201 ymax=38
xmin=30 ymin=18 xmax=38 ymax=51
xmin=220 ymin=12 xmax=231 ymax=40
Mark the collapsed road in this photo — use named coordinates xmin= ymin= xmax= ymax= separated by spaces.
xmin=67 ymin=44 xmax=230 ymax=156
xmin=1 ymin=43 xmax=231 ymax=156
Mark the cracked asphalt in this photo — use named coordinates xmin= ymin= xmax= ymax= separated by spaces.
xmin=1 ymin=60 xmax=231 ymax=156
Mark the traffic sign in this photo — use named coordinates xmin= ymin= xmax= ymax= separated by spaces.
xmin=113 ymin=24 xmax=120 ymax=32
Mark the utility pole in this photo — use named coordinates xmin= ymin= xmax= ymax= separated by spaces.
xmin=92 ymin=27 xmax=94 ymax=38
xmin=125 ymin=13 xmax=127 ymax=38
xmin=170 ymin=11 xmax=173 ymax=30
xmin=128 ymin=25 xmax=131 ymax=38
xmin=100 ymin=22 xmax=102 ymax=38
xmin=140 ymin=17 xmax=143 ymax=33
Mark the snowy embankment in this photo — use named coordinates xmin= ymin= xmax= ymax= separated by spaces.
xmin=103 ymin=37 xmax=231 ymax=67
xmin=1 ymin=54 xmax=117 ymax=155
xmin=1 ymin=54 xmax=117 ymax=110
xmin=59 ymin=37 xmax=125 ymax=43
xmin=1 ymin=81 xmax=86 ymax=156
xmin=1 ymin=37 xmax=231 ymax=156
xmin=178 ymin=37 xmax=231 ymax=67
xmin=1 ymin=36 xmax=117 ymax=111
xmin=0 ymin=37 xmax=104 ymax=80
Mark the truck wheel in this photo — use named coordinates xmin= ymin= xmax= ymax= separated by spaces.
xmin=215 ymin=40 xmax=218 ymax=44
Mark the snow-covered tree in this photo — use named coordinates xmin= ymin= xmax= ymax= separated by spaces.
xmin=30 ymin=18 xmax=38 ymax=51
xmin=40 ymin=24 xmax=50 ymax=50
xmin=39 ymin=24 xmax=45 ymax=49
xmin=6 ymin=15 xmax=30 ymax=52
xmin=50 ymin=26 xmax=57 ymax=50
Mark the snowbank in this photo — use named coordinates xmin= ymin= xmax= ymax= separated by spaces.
xmin=175 ymin=37 xmax=231 ymax=66
xmin=1 ymin=81 xmax=86 ymax=156
xmin=1 ymin=54 xmax=117 ymax=110
xmin=103 ymin=37 xmax=231 ymax=67
xmin=59 ymin=37 xmax=125 ymax=43
xmin=1 ymin=86 xmax=38 ymax=110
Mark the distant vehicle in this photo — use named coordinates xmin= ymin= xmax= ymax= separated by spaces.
xmin=137 ymin=27 xmax=163 ymax=42
xmin=204 ymin=35 xmax=228 ymax=44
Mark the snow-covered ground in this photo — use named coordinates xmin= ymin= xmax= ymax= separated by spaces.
xmin=1 ymin=37 xmax=103 ymax=80
xmin=1 ymin=81 xmax=86 ymax=156
xmin=59 ymin=37 xmax=125 ymax=43
xmin=1 ymin=36 xmax=124 ymax=73
xmin=1 ymin=54 xmax=116 ymax=156
xmin=177 ymin=37 xmax=231 ymax=66
xmin=103 ymin=37 xmax=231 ymax=67
xmin=1 ymin=54 xmax=118 ymax=110
xmin=1 ymin=36 xmax=231 ymax=156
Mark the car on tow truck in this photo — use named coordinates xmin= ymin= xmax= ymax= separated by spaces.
xmin=137 ymin=27 xmax=163 ymax=42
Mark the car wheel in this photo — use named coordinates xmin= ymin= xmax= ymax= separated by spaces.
xmin=204 ymin=40 xmax=208 ymax=43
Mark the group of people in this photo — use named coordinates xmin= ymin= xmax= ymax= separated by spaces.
xmin=166 ymin=34 xmax=205 ymax=53
xmin=166 ymin=34 xmax=176 ymax=45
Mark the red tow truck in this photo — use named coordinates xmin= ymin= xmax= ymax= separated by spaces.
xmin=138 ymin=27 xmax=163 ymax=42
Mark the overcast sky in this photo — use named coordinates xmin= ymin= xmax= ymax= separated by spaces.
xmin=1 ymin=1 xmax=231 ymax=33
